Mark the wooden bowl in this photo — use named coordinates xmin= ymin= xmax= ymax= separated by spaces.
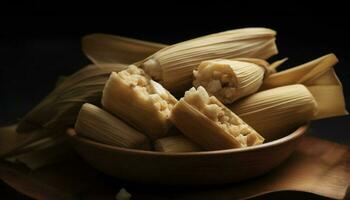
xmin=67 ymin=125 xmax=308 ymax=185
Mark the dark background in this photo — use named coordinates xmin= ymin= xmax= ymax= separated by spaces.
xmin=0 ymin=12 xmax=350 ymax=199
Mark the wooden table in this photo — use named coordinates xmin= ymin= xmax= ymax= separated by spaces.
xmin=1 ymin=136 xmax=349 ymax=200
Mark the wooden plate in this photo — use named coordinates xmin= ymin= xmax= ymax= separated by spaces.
xmin=67 ymin=125 xmax=308 ymax=185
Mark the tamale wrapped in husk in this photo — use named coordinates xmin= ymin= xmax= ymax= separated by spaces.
xmin=5 ymin=30 xmax=347 ymax=160
xmin=171 ymin=86 xmax=264 ymax=150
xmin=140 ymin=28 xmax=278 ymax=93
xmin=193 ymin=58 xmax=269 ymax=104
xmin=102 ymin=65 xmax=178 ymax=140
xmin=16 ymin=29 xmax=277 ymax=135
xmin=262 ymin=54 xmax=348 ymax=119
xmin=75 ymin=103 xmax=150 ymax=150
xmin=229 ymin=84 xmax=318 ymax=141
xmin=17 ymin=35 xmax=165 ymax=134
xmin=154 ymin=135 xmax=202 ymax=152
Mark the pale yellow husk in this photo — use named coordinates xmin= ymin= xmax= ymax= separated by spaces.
xmin=304 ymin=67 xmax=348 ymax=119
xmin=193 ymin=58 xmax=268 ymax=104
xmin=141 ymin=28 xmax=278 ymax=92
xmin=262 ymin=53 xmax=348 ymax=119
xmin=171 ymin=86 xmax=264 ymax=150
xmin=75 ymin=103 xmax=150 ymax=150
xmin=229 ymin=84 xmax=318 ymax=141
xmin=154 ymin=135 xmax=202 ymax=152
xmin=262 ymin=54 xmax=338 ymax=88
xmin=82 ymin=33 xmax=166 ymax=67
xmin=101 ymin=65 xmax=178 ymax=140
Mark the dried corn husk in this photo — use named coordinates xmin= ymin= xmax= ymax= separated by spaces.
xmin=306 ymin=69 xmax=348 ymax=119
xmin=2 ymin=65 xmax=121 ymax=160
xmin=262 ymin=54 xmax=338 ymax=88
xmin=229 ymin=84 xmax=318 ymax=141
xmin=171 ymin=86 xmax=264 ymax=150
xmin=16 ymin=65 xmax=124 ymax=133
xmin=102 ymin=66 xmax=178 ymax=140
xmin=262 ymin=54 xmax=348 ymax=119
xmin=75 ymin=103 xmax=150 ymax=150
xmin=193 ymin=58 xmax=268 ymax=104
xmin=154 ymin=135 xmax=202 ymax=152
xmin=269 ymin=57 xmax=289 ymax=72
xmin=5 ymin=135 xmax=73 ymax=170
xmin=83 ymin=33 xmax=166 ymax=67
xmin=140 ymin=28 xmax=278 ymax=92
xmin=0 ymin=124 xmax=53 ymax=158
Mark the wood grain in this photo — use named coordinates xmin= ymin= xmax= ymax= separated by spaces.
xmin=1 ymin=136 xmax=349 ymax=200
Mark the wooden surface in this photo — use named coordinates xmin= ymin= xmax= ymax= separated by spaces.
xmin=0 ymin=136 xmax=349 ymax=200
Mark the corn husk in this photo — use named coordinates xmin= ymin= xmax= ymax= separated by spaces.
xmin=16 ymin=65 xmax=124 ymax=133
xmin=193 ymin=58 xmax=268 ymax=104
xmin=0 ymin=124 xmax=53 ymax=158
xmin=262 ymin=54 xmax=338 ymax=88
xmin=102 ymin=66 xmax=178 ymax=140
xmin=229 ymin=84 xmax=318 ymax=141
xmin=0 ymin=125 xmax=73 ymax=169
xmin=171 ymin=86 xmax=264 ymax=150
xmin=5 ymin=135 xmax=73 ymax=170
xmin=75 ymin=103 xmax=150 ymax=150
xmin=269 ymin=57 xmax=289 ymax=72
xmin=306 ymin=69 xmax=348 ymax=119
xmin=1 ymin=65 xmax=121 ymax=160
xmin=154 ymin=135 xmax=202 ymax=152
xmin=262 ymin=54 xmax=348 ymax=119
xmin=83 ymin=33 xmax=166 ymax=68
xmin=140 ymin=28 xmax=278 ymax=92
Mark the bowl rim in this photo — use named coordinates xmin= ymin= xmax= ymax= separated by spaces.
xmin=67 ymin=124 xmax=308 ymax=157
